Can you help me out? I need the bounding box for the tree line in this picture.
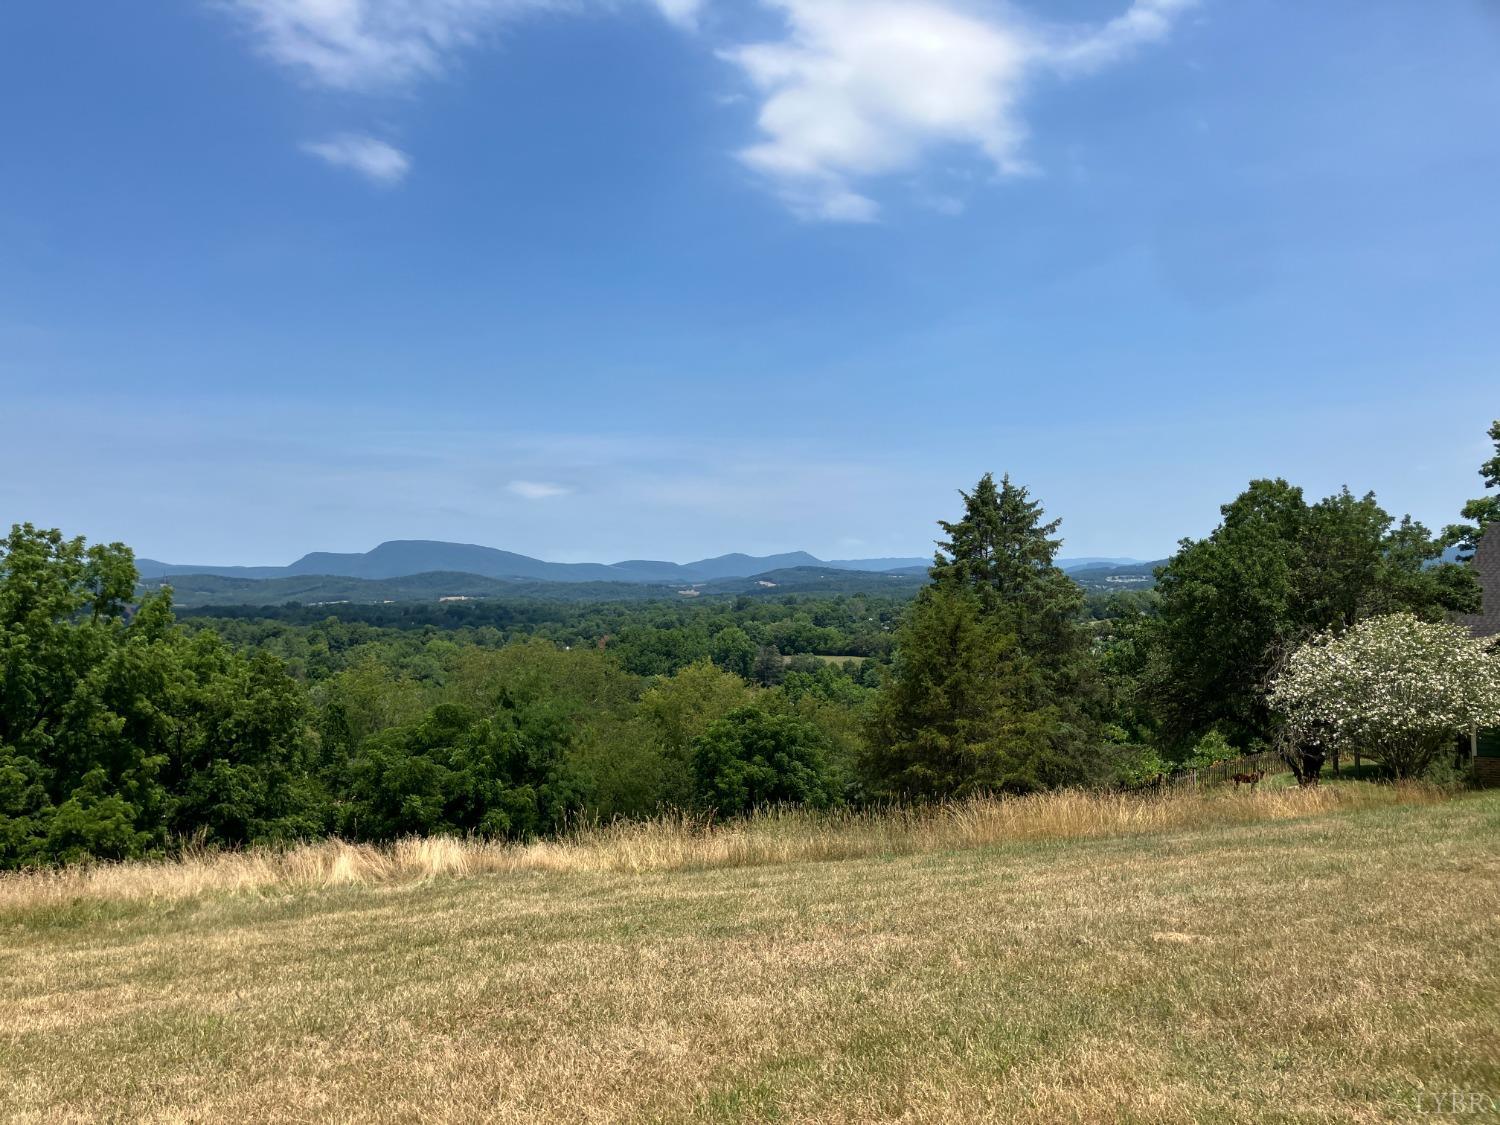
[2,422,1496,866]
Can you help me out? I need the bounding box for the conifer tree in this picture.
[932,473,1093,687]
[866,475,1101,798]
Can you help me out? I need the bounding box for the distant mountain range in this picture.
[137,539,1145,586]
[157,566,945,610]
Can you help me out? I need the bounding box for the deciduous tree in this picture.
[1268,613,1500,778]
[692,706,838,815]
[1445,419,1500,558]
[1145,481,1477,753]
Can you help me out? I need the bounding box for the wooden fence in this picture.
[1122,744,1395,795]
[1163,748,1284,791]
[1159,745,1384,791]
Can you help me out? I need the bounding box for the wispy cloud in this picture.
[721,0,1195,222]
[1051,0,1197,74]
[653,0,705,29]
[223,0,702,91]
[507,479,574,499]
[224,0,540,91]
[300,133,411,183]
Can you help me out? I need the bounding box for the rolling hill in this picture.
[148,565,932,608]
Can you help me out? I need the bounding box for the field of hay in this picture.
[3,784,1498,1123]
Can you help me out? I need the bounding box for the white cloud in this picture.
[300,133,411,183]
[721,0,1194,222]
[224,0,1191,219]
[508,479,574,499]
[722,0,1032,221]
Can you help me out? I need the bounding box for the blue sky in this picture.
[2,0,1498,565]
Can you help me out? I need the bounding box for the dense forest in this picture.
[2,423,1496,867]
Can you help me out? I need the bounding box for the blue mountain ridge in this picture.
[136,540,1143,584]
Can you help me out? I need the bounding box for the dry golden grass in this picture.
[2,784,1496,1124]
[0,782,1440,913]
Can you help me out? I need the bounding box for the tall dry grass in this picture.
[0,782,1443,914]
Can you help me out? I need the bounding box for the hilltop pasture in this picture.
[3,785,1497,1123]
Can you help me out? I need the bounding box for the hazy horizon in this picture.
[132,537,1150,571]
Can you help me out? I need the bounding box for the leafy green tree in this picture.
[162,638,321,843]
[0,525,165,864]
[628,660,757,810]
[1144,481,1478,753]
[43,774,154,864]
[1445,419,1500,557]
[751,644,785,686]
[0,524,320,866]
[769,660,872,800]
[443,640,642,822]
[1183,729,1237,770]
[316,656,429,742]
[692,706,839,815]
[1,524,136,755]
[339,695,585,841]
[612,623,712,676]
[710,626,756,679]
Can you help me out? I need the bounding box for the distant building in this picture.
[1459,525,1500,640]
[1460,527,1500,785]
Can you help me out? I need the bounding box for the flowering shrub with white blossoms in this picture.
[1268,612,1500,778]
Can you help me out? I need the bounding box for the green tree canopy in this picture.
[931,473,1086,665]
[1445,419,1500,557]
[692,706,838,815]
[339,696,584,841]
[604,659,758,814]
[0,524,317,866]
[709,625,756,679]
[1144,480,1479,753]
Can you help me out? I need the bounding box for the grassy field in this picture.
[2,785,1498,1123]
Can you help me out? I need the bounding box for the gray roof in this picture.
[1459,526,1500,640]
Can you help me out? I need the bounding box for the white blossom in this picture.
[1268,613,1500,777]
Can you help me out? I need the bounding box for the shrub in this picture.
[1184,729,1237,770]
[692,707,839,815]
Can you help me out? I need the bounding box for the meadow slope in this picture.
[2,788,1498,1123]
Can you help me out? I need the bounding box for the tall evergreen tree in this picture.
[931,473,1094,695]
[866,474,1101,798]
